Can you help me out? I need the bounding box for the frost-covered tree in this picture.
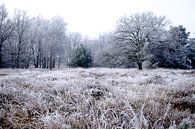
[70,45,93,68]
[149,25,191,69]
[0,4,14,68]
[68,32,95,66]
[115,12,167,70]
[94,44,117,67]
[93,33,115,67]
[28,16,67,69]
[93,33,135,68]
[164,25,190,68]
[28,16,46,68]
[9,10,30,68]
[187,38,195,68]
[69,32,83,61]
[47,16,67,69]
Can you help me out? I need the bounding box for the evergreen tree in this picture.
[70,45,93,68]
[187,38,195,68]
[149,25,191,69]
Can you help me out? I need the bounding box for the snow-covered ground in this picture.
[0,68,194,129]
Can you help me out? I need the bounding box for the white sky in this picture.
[1,0,195,38]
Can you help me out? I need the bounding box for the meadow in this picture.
[0,68,194,129]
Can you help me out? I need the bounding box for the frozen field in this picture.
[0,68,195,129]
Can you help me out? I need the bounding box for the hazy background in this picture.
[1,0,195,38]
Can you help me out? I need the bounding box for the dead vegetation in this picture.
[0,68,194,129]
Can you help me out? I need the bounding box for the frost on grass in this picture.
[0,68,195,129]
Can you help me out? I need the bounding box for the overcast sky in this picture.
[1,0,195,38]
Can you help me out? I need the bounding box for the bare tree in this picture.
[12,10,30,68]
[0,4,14,68]
[115,12,168,70]
[28,16,47,68]
[47,16,67,70]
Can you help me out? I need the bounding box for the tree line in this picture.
[0,4,69,69]
[94,12,195,70]
[0,4,195,70]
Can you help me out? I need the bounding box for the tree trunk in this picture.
[58,57,61,69]
[49,53,53,70]
[46,57,49,69]
[42,57,46,68]
[35,55,39,68]
[0,43,2,68]
[138,62,143,70]
[52,59,55,68]
[17,38,22,68]
[11,53,14,68]
[16,54,20,68]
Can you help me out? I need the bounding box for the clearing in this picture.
[0,68,195,129]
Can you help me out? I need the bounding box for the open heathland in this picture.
[0,68,195,129]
